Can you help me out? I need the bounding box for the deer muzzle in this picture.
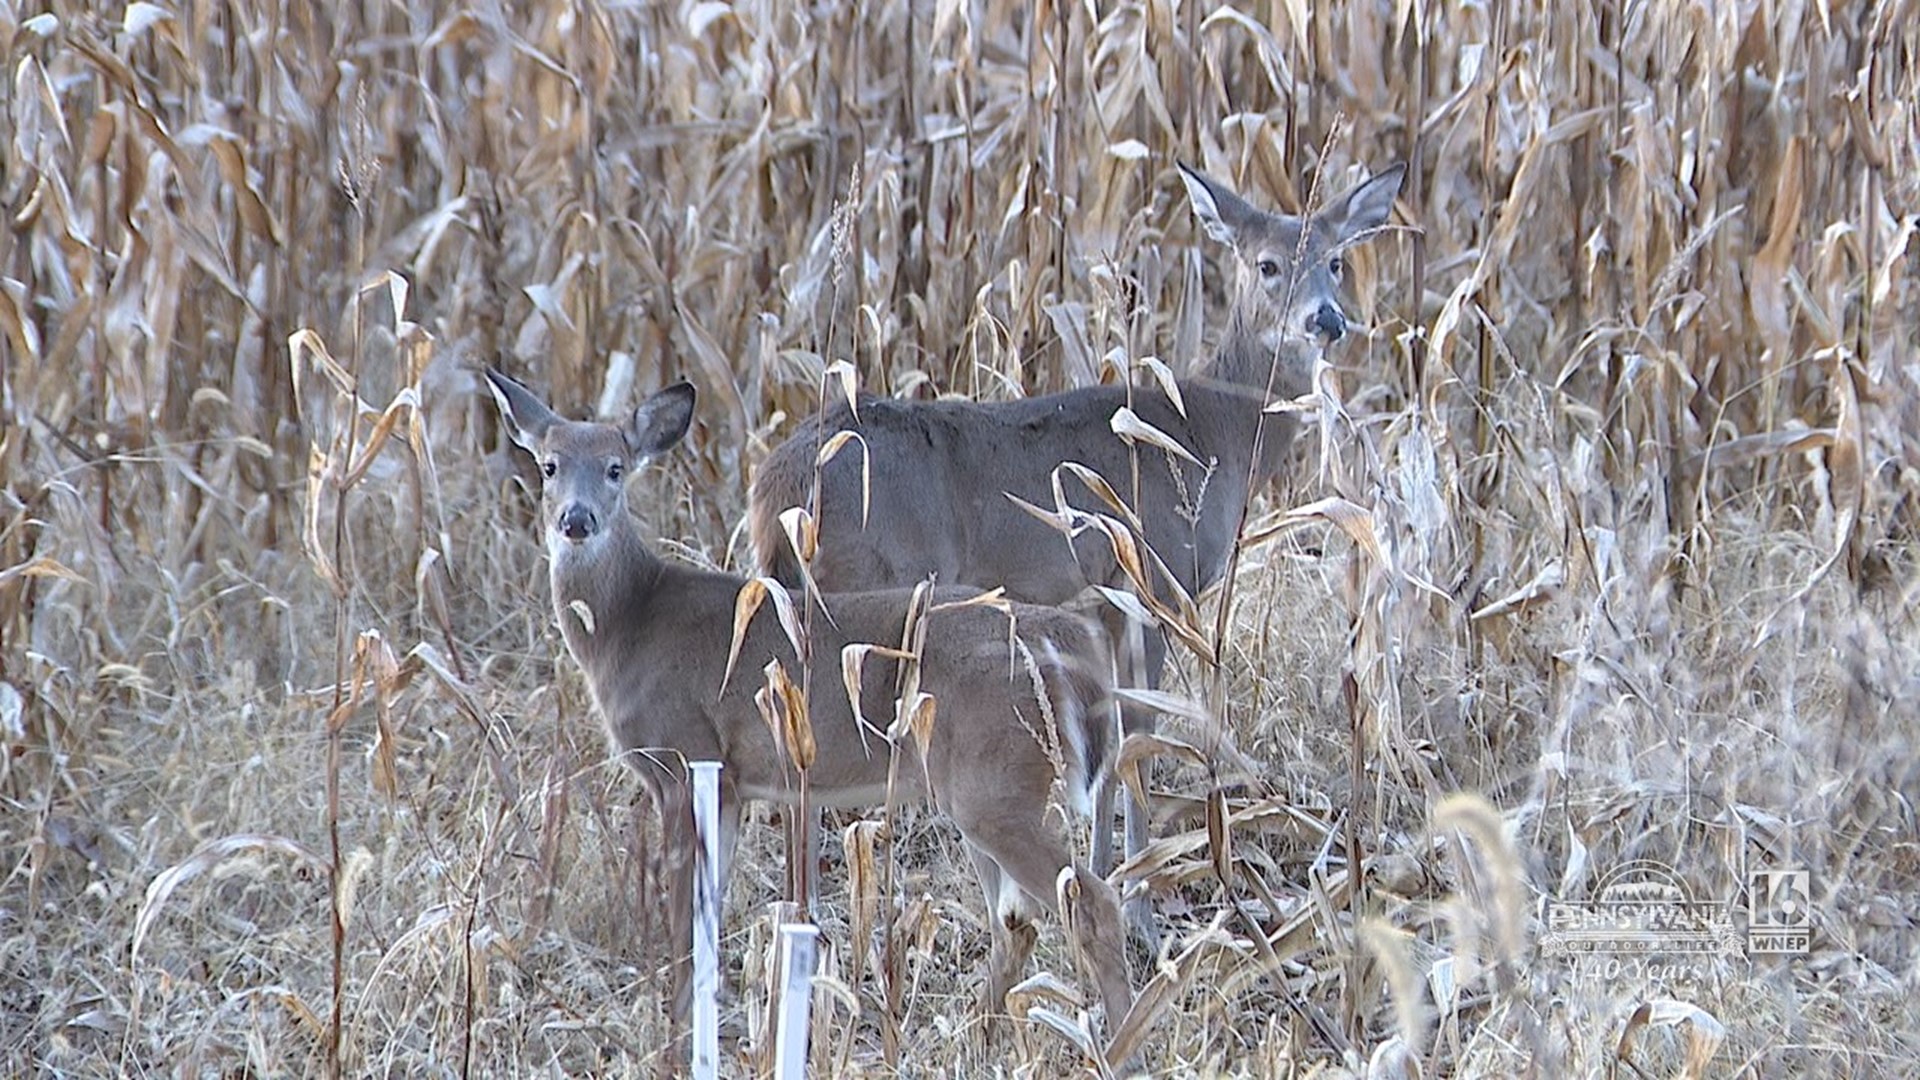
[1312,302,1346,343]
[557,503,599,542]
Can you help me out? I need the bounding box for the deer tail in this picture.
[1036,618,1119,819]
[746,456,810,587]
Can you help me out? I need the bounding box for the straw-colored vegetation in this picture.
[3,0,1916,1075]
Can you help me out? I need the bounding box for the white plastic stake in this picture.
[690,761,724,1079]
[772,920,820,1080]
[771,914,817,1076]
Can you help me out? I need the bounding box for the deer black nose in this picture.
[1313,304,1346,343]
[558,504,597,542]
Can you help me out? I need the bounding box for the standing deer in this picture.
[482,368,1136,1039]
[748,161,1405,926]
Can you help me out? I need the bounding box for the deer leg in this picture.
[800,806,821,913]
[711,778,746,1034]
[966,846,1039,1024]
[652,769,742,1021]
[1009,844,1133,1031]
[1090,764,1118,878]
[1119,624,1167,952]
[1065,871,1136,1041]
[1091,603,1147,879]
[651,774,696,1020]
[962,823,1134,1033]
[1119,767,1156,950]
[714,776,742,903]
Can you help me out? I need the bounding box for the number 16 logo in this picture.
[1748,869,1811,954]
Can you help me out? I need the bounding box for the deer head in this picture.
[1178,161,1406,388]
[484,368,695,563]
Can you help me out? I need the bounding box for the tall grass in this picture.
[2,0,1915,1075]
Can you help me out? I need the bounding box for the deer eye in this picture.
[606,461,624,483]
[1256,258,1281,279]
[542,461,557,479]
[1329,255,1346,277]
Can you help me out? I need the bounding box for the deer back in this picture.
[751,383,1263,605]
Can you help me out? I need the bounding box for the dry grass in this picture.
[3,0,1917,1076]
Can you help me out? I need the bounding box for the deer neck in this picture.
[1188,308,1315,481]
[1202,306,1317,395]
[546,517,662,669]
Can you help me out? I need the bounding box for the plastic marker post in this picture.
[690,761,723,1079]
[772,920,821,1080]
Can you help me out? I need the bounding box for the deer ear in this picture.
[1323,163,1405,241]
[1177,162,1259,247]
[483,368,558,455]
[628,382,696,460]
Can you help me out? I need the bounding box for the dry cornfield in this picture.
[2,0,1917,1076]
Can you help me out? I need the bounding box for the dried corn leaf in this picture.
[924,586,1008,616]
[1829,350,1865,578]
[1006,971,1081,1014]
[1109,405,1200,465]
[1470,559,1565,621]
[123,2,172,35]
[1006,491,1081,538]
[0,555,85,586]
[1205,787,1231,882]
[776,506,834,622]
[840,642,915,746]
[722,578,767,693]
[895,692,936,754]
[757,658,814,771]
[842,818,882,989]
[1689,427,1836,472]
[1617,999,1726,1080]
[1053,461,1144,531]
[1135,356,1187,418]
[1104,918,1239,1065]
[1092,585,1155,631]
[0,283,38,359]
[1750,136,1804,357]
[1014,1005,1098,1063]
[814,430,870,527]
[207,133,282,244]
[1114,730,1208,814]
[1279,496,1386,565]
[674,297,745,420]
[822,358,860,419]
[132,834,328,966]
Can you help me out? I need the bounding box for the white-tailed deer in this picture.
[748,162,1405,917]
[482,369,1135,1036]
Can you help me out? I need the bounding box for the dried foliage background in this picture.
[3,0,1918,1076]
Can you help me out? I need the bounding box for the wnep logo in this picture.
[1747,869,1812,954]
